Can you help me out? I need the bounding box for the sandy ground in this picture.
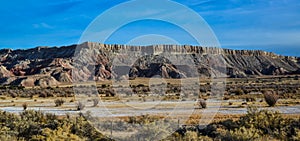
[1,99,300,117]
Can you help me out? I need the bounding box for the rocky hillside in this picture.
[0,42,299,87]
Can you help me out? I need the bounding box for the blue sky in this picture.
[0,0,299,56]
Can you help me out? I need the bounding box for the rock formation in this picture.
[0,42,298,87]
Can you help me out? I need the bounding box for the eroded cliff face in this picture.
[0,42,299,87]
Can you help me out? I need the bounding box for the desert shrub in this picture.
[126,114,162,125]
[19,93,28,98]
[196,106,298,140]
[70,98,74,103]
[22,103,28,110]
[161,106,300,141]
[263,91,279,107]
[238,107,288,139]
[76,102,85,111]
[198,99,207,109]
[234,88,244,95]
[0,134,18,141]
[286,118,300,140]
[243,89,250,94]
[292,89,298,94]
[32,127,82,140]
[17,110,49,140]
[127,121,170,141]
[197,124,219,138]
[221,126,261,141]
[294,75,299,80]
[127,116,138,124]
[97,120,128,132]
[200,88,207,93]
[70,116,106,140]
[39,92,47,98]
[0,110,20,133]
[219,119,239,131]
[10,93,17,98]
[182,131,199,140]
[29,94,34,99]
[101,84,107,88]
[92,98,99,107]
[19,110,45,123]
[223,96,230,100]
[292,129,300,140]
[0,110,108,140]
[54,99,65,107]
[245,96,256,102]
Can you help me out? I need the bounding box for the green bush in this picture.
[222,126,261,141]
[1,107,299,141]
[195,106,299,141]
[0,110,107,140]
[239,107,287,138]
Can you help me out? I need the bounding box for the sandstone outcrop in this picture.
[0,42,299,87]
